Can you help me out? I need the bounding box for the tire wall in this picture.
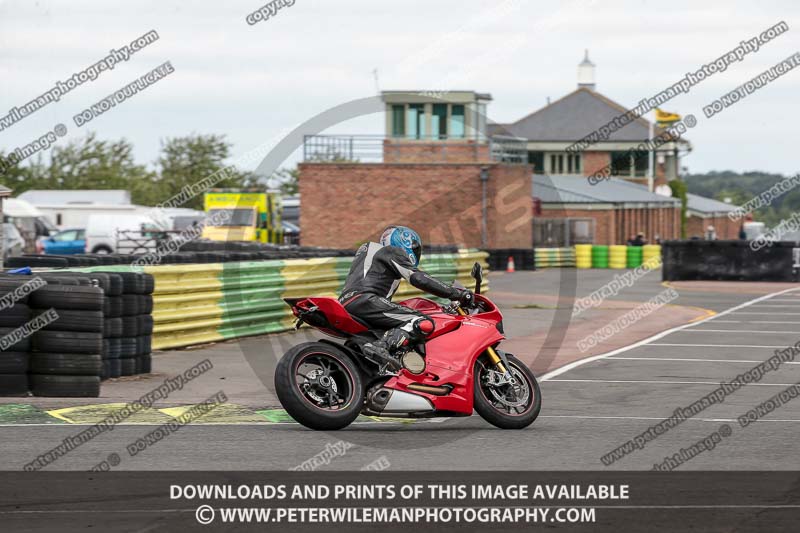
[0,248,485,396]
[535,247,576,268]
[527,245,662,269]
[486,249,536,271]
[72,250,489,351]
[0,272,153,398]
[662,240,796,281]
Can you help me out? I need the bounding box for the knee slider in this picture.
[412,317,435,337]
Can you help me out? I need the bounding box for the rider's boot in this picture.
[362,317,434,372]
[362,328,412,372]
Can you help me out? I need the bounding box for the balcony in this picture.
[302,134,527,165]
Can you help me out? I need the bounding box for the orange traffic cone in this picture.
[506,256,516,273]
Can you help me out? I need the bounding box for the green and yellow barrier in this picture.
[643,244,662,267]
[534,248,576,268]
[626,246,643,268]
[528,244,662,270]
[591,245,609,268]
[575,244,592,269]
[609,245,627,269]
[76,250,488,351]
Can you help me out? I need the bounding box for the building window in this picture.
[432,104,448,139]
[407,104,425,139]
[543,152,582,174]
[391,105,405,137]
[56,213,63,225]
[567,154,581,174]
[450,104,465,138]
[534,218,595,246]
[633,150,648,176]
[569,219,594,244]
[610,151,632,176]
[611,151,649,177]
[550,154,564,174]
[528,151,545,174]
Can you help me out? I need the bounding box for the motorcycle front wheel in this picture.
[473,353,541,429]
[275,342,364,430]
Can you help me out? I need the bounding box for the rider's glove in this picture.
[457,289,475,308]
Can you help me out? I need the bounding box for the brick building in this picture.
[300,162,531,249]
[298,52,734,249]
[527,177,739,245]
[299,91,532,249]
[486,51,741,245]
[686,193,739,239]
[533,175,681,246]
[489,51,690,191]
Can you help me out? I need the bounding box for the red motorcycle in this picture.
[275,263,541,430]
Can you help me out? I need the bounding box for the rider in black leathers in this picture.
[339,226,473,369]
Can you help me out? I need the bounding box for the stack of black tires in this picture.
[6,254,139,269]
[106,272,155,376]
[98,273,124,379]
[486,248,535,271]
[0,269,156,397]
[29,275,105,397]
[0,277,37,396]
[6,245,360,268]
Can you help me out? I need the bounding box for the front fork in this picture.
[486,346,510,375]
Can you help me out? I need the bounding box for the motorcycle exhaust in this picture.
[364,386,434,417]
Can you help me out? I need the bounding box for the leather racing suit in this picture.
[339,242,469,367]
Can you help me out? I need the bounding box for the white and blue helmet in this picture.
[380,225,422,267]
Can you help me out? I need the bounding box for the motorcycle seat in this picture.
[285,296,369,336]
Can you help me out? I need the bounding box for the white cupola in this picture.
[578,49,595,90]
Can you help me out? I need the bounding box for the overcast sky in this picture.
[1,0,798,177]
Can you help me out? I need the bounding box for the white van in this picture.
[84,214,164,254]
[3,198,56,253]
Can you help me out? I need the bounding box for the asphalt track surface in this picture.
[2,270,800,471]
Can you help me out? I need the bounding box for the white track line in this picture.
[547,379,796,386]
[708,320,800,324]
[606,356,800,364]
[678,329,799,334]
[539,288,797,381]
[540,285,800,381]
[730,312,800,315]
[0,420,420,427]
[540,414,800,423]
[6,416,800,428]
[649,343,787,348]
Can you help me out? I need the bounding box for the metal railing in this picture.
[303,134,381,162]
[302,134,528,165]
[489,135,527,164]
[116,229,182,254]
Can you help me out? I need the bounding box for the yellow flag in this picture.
[655,108,681,125]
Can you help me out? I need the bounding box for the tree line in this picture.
[0,132,298,211]
[684,170,797,228]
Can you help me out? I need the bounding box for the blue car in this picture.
[43,228,86,255]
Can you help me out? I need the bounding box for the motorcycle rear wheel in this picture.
[275,342,364,430]
[473,354,541,429]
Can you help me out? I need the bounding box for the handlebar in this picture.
[447,294,493,316]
